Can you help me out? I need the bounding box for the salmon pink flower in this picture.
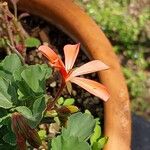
[38,44,109,101]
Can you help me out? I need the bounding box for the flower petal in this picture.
[70,77,109,101]
[64,43,80,71]
[69,60,109,78]
[38,45,64,68]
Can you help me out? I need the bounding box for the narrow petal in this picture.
[70,77,109,101]
[69,60,109,78]
[64,43,80,71]
[38,45,65,68]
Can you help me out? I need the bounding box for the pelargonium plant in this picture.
[0,1,109,150]
[0,43,109,150]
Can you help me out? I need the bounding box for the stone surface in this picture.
[132,114,150,150]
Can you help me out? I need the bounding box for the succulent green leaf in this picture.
[13,64,51,101]
[15,96,46,128]
[32,96,46,127]
[51,112,95,150]
[57,97,64,105]
[0,108,11,126]
[38,130,47,140]
[0,77,13,109]
[25,37,41,48]
[39,64,52,79]
[0,114,11,127]
[62,112,96,141]
[51,135,91,150]
[2,131,16,146]
[0,54,22,80]
[97,137,108,149]
[92,137,108,150]
[15,106,34,121]
[13,66,26,81]
[63,98,75,106]
[13,66,36,101]
[90,119,101,145]
[21,64,51,93]
[1,54,22,74]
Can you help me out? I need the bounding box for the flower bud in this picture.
[11,112,41,149]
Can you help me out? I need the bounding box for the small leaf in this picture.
[13,64,51,102]
[85,109,92,115]
[92,137,108,150]
[0,109,11,126]
[62,112,96,141]
[13,66,36,101]
[39,64,52,79]
[25,37,41,48]
[97,137,108,149]
[0,54,22,80]
[15,106,34,121]
[13,66,26,82]
[14,97,46,128]
[51,112,95,150]
[1,54,22,75]
[3,131,16,146]
[38,130,47,140]
[57,97,64,105]
[46,110,58,117]
[51,135,90,150]
[90,123,101,145]
[21,64,51,93]
[90,119,101,143]
[66,105,79,113]
[0,77,13,109]
[63,98,75,106]
[32,96,46,128]
[0,108,7,119]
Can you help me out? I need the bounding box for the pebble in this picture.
[29,54,34,61]
[93,97,100,104]
[50,81,56,87]
[37,52,42,58]
[72,90,77,96]
[39,124,46,130]
[34,57,40,63]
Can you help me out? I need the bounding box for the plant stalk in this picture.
[46,75,66,111]
[1,2,25,64]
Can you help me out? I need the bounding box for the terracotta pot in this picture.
[8,0,131,149]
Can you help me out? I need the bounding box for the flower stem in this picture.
[46,76,66,111]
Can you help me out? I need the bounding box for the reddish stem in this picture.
[46,74,66,111]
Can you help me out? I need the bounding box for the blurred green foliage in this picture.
[76,0,149,45]
[123,68,146,98]
[76,0,150,117]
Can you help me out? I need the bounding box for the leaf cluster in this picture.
[0,54,51,147]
